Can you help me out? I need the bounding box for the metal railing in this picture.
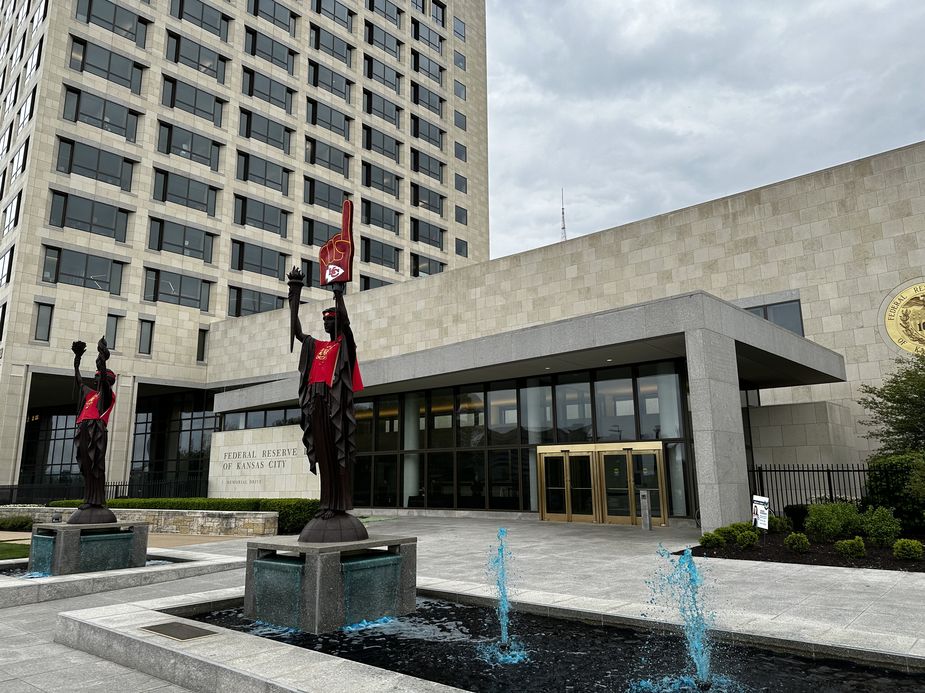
[748,464,870,512]
[0,477,208,505]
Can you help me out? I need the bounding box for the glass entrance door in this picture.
[601,451,632,522]
[538,443,669,526]
[538,450,597,522]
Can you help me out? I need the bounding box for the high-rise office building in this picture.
[0,0,488,491]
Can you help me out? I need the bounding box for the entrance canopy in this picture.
[215,291,845,413]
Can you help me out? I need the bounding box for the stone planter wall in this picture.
[0,507,278,536]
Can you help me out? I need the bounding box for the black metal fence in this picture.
[748,464,870,512]
[0,477,208,506]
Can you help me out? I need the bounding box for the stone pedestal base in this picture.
[299,512,369,543]
[28,522,150,576]
[244,535,417,634]
[67,505,118,524]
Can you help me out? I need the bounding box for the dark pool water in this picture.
[194,598,924,692]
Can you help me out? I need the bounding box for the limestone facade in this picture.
[0,0,489,485]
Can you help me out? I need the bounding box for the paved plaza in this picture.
[2,516,925,691]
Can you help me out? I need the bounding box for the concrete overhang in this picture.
[213,291,846,413]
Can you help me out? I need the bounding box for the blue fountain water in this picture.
[478,527,529,665]
[342,616,394,632]
[629,546,743,693]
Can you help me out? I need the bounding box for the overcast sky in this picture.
[484,0,925,258]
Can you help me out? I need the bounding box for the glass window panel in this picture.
[766,300,804,336]
[636,362,683,440]
[353,456,372,506]
[595,367,636,442]
[402,453,426,508]
[245,411,265,429]
[519,378,554,444]
[555,375,592,442]
[376,397,400,450]
[428,389,454,448]
[487,384,518,446]
[223,413,244,431]
[664,442,689,517]
[456,386,484,447]
[456,451,485,509]
[356,401,374,453]
[426,451,454,508]
[488,449,520,510]
[373,455,399,507]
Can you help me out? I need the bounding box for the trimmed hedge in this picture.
[0,515,33,531]
[735,529,760,550]
[893,538,924,561]
[47,498,320,535]
[834,536,866,560]
[804,502,861,542]
[783,532,810,553]
[700,531,725,549]
[861,506,902,547]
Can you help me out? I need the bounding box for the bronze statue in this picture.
[69,337,117,524]
[287,267,368,542]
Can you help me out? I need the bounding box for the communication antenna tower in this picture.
[560,188,567,241]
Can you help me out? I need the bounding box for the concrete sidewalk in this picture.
[1,515,924,692]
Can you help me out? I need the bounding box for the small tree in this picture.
[858,353,925,454]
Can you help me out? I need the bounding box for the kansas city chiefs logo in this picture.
[325,265,345,282]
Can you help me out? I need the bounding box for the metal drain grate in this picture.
[141,621,218,641]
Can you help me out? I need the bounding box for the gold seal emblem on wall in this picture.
[885,282,925,354]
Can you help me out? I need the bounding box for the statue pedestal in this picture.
[28,522,150,576]
[244,535,417,634]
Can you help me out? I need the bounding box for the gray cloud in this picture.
[486,0,925,257]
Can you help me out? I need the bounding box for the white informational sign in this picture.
[752,495,770,530]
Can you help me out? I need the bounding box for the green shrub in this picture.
[713,525,740,544]
[861,506,902,547]
[804,502,861,542]
[49,497,262,511]
[865,452,925,532]
[892,538,924,561]
[783,532,810,553]
[783,504,808,532]
[0,515,33,531]
[46,498,320,534]
[258,499,320,534]
[767,515,793,534]
[735,529,760,550]
[834,536,866,560]
[700,531,725,550]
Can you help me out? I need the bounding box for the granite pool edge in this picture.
[0,548,244,607]
[52,578,925,693]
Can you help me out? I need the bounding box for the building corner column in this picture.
[685,329,750,532]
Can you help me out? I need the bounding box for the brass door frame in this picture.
[538,443,669,526]
[537,448,598,522]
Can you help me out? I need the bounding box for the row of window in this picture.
[47,185,469,263]
[60,64,469,195]
[169,0,463,48]
[66,28,470,162]
[30,300,206,361]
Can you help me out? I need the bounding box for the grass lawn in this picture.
[0,541,30,560]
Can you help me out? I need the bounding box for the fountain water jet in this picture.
[478,527,528,665]
[630,546,742,693]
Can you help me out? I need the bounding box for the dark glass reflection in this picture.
[595,368,635,442]
[373,455,398,507]
[456,451,485,509]
[428,389,454,448]
[456,387,485,447]
[520,378,553,444]
[487,385,518,446]
[488,449,520,510]
[426,452,454,508]
[544,455,565,514]
[636,363,682,440]
[556,375,592,442]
